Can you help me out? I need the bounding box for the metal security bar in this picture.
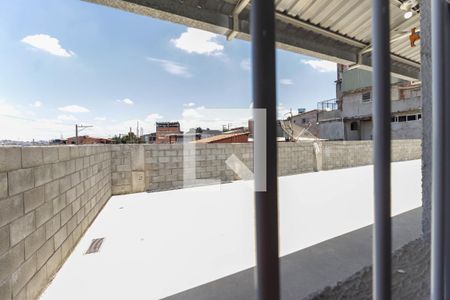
[432,0,450,299]
[251,0,280,299]
[250,0,448,299]
[444,0,450,298]
[371,0,392,299]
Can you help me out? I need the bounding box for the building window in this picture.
[350,121,358,131]
[362,92,371,103]
[398,116,407,122]
[407,115,417,121]
[391,116,397,122]
[302,118,307,124]
[418,114,422,120]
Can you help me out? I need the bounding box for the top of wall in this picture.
[0,145,111,173]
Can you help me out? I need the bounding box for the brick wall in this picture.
[110,140,422,194]
[0,145,111,300]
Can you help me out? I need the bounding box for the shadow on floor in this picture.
[163,207,423,300]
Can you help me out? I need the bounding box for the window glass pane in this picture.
[362,92,371,103]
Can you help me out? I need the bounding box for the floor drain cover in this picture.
[85,238,104,254]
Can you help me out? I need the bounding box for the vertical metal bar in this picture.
[251,0,280,299]
[371,0,391,299]
[442,1,450,299]
[432,0,446,298]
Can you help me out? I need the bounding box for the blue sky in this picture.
[0,0,337,141]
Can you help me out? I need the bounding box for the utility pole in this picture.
[136,121,140,139]
[75,124,93,145]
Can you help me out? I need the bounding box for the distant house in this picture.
[225,126,247,133]
[66,136,112,144]
[289,110,319,137]
[50,139,66,145]
[167,133,201,144]
[248,119,286,140]
[156,122,183,144]
[339,67,421,140]
[186,128,222,139]
[194,132,250,144]
[141,133,156,144]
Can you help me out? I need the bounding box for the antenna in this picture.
[75,124,93,145]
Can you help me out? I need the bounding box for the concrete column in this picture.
[421,0,432,239]
[131,145,145,193]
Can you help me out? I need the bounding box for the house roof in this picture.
[193,132,250,144]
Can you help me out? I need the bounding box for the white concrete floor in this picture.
[40,160,422,300]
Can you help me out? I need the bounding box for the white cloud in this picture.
[0,100,22,117]
[89,118,155,138]
[57,114,77,121]
[31,101,43,108]
[117,98,134,105]
[21,34,74,57]
[280,78,294,85]
[0,99,254,141]
[182,106,206,120]
[171,28,224,56]
[0,100,74,141]
[58,105,90,113]
[301,59,336,73]
[240,58,251,71]
[147,57,191,78]
[180,107,251,132]
[183,102,196,107]
[145,113,163,122]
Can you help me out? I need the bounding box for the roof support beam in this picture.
[275,12,367,48]
[227,0,250,40]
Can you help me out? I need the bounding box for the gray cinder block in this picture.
[8,168,34,196]
[0,195,23,228]
[22,147,43,169]
[10,213,35,246]
[0,147,21,173]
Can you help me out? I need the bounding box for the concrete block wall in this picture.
[278,142,316,175]
[321,141,374,170]
[0,145,111,300]
[110,140,421,194]
[111,144,254,193]
[392,139,422,162]
[321,139,422,170]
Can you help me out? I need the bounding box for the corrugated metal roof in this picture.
[285,0,420,62]
[239,0,421,63]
